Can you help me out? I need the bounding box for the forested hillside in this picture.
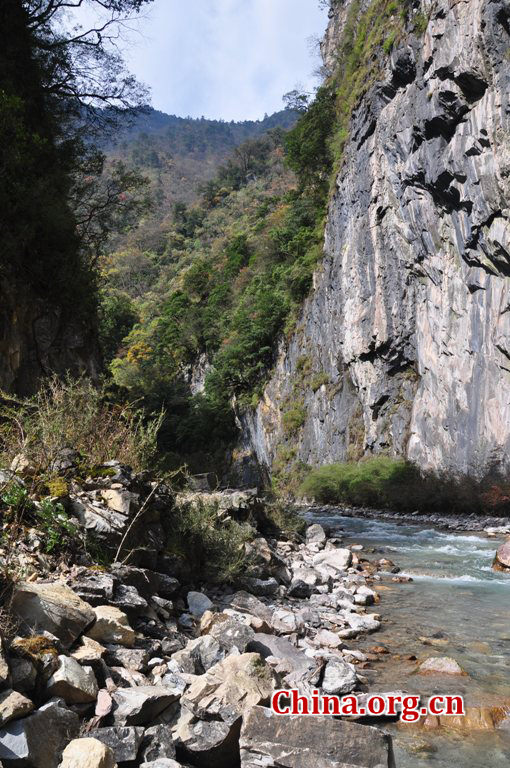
[100,108,324,474]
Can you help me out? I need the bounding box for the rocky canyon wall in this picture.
[0,276,99,396]
[240,0,510,480]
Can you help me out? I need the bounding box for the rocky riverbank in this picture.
[0,461,396,768]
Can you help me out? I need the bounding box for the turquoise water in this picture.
[306,511,510,768]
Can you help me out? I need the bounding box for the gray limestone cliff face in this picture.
[240,0,510,479]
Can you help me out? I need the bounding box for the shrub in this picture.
[0,483,77,555]
[299,457,492,515]
[34,498,78,554]
[0,376,163,476]
[263,500,306,536]
[167,499,254,583]
[282,403,306,436]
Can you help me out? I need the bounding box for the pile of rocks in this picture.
[0,511,395,767]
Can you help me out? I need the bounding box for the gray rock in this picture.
[10,659,37,695]
[170,636,224,675]
[68,568,117,606]
[154,574,180,599]
[180,653,274,727]
[111,584,148,616]
[46,655,98,704]
[93,726,144,762]
[312,549,352,572]
[101,488,139,517]
[322,658,357,695]
[306,524,327,545]
[227,592,273,624]
[173,707,239,768]
[287,579,312,599]
[140,724,176,762]
[247,634,312,674]
[104,645,149,672]
[0,690,33,726]
[240,705,395,767]
[344,612,381,634]
[186,592,213,618]
[109,565,160,600]
[239,577,279,597]
[10,582,95,648]
[208,616,255,653]
[0,699,79,768]
[140,761,181,768]
[112,686,181,726]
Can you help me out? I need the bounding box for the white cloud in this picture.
[123,0,328,120]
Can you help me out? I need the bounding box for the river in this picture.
[305,510,510,768]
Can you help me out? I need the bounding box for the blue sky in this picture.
[80,0,329,121]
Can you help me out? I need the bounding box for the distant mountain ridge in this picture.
[105,107,298,208]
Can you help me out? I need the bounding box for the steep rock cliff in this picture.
[242,0,510,480]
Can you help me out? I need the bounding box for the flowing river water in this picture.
[305,510,510,768]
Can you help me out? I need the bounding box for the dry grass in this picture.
[0,376,164,477]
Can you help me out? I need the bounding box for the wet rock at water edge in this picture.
[321,658,358,695]
[493,539,510,572]
[306,523,327,545]
[418,657,467,676]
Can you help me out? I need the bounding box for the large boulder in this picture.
[493,539,510,572]
[0,699,79,768]
[176,654,274,768]
[239,706,395,767]
[312,549,352,572]
[59,737,117,768]
[112,686,181,726]
[181,653,274,725]
[87,606,135,647]
[11,583,95,648]
[47,656,98,704]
